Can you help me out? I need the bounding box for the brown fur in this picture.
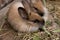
[7,0,47,32]
[31,0,44,13]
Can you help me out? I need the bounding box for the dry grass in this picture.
[0,0,60,40]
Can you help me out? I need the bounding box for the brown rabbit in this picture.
[7,2,45,32]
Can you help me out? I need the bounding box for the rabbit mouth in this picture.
[24,20,45,32]
[25,18,45,28]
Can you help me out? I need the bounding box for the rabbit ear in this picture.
[21,0,31,13]
[18,7,29,20]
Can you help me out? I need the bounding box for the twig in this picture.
[42,0,46,7]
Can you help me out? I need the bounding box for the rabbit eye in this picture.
[33,7,44,17]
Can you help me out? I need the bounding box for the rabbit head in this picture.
[7,0,48,32]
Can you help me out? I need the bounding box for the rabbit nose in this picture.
[40,19,45,25]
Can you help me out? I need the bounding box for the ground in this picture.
[0,0,60,40]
